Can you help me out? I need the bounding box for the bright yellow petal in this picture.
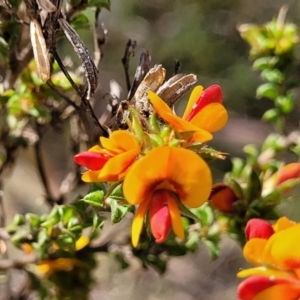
[243,238,267,266]
[254,284,300,300]
[272,217,296,233]
[82,170,101,182]
[182,85,204,120]
[189,103,228,133]
[167,194,184,239]
[263,223,300,269]
[237,267,296,279]
[97,148,139,181]
[100,130,140,155]
[75,236,89,250]
[131,199,150,247]
[123,147,212,208]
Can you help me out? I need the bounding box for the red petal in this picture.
[237,276,284,300]
[74,151,109,170]
[245,219,274,241]
[149,190,172,243]
[186,85,223,121]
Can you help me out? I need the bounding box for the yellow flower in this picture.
[148,85,228,143]
[74,130,141,182]
[36,258,82,275]
[123,146,212,247]
[237,217,300,300]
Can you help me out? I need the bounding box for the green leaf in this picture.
[70,13,90,30]
[275,95,294,114]
[6,214,26,233]
[262,108,279,122]
[174,196,201,222]
[109,184,126,202]
[92,212,105,229]
[82,190,104,207]
[190,203,214,226]
[203,239,220,259]
[110,199,132,223]
[261,69,283,84]
[246,170,262,202]
[26,213,41,229]
[149,134,164,147]
[252,57,278,70]
[256,83,279,100]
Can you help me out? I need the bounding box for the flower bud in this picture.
[245,218,274,240]
[209,183,238,213]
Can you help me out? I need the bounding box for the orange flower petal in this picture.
[123,147,212,208]
[147,90,174,117]
[100,130,140,155]
[190,131,213,143]
[276,163,300,186]
[97,148,139,181]
[254,283,300,300]
[82,170,101,182]
[131,198,150,247]
[263,223,300,269]
[167,193,184,239]
[148,90,213,142]
[182,85,204,120]
[272,216,296,233]
[189,102,228,133]
[243,238,267,266]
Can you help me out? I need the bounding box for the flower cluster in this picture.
[75,85,228,247]
[238,217,300,300]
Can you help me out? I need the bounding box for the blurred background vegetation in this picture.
[2,0,300,299]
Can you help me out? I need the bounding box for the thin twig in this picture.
[52,50,82,95]
[121,39,137,92]
[47,80,79,109]
[34,126,64,206]
[173,60,181,75]
[53,50,108,137]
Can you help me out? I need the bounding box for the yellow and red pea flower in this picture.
[74,130,141,182]
[123,146,212,247]
[237,217,300,300]
[147,85,228,143]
